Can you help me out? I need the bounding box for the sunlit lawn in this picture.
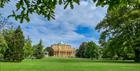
[0,57,140,71]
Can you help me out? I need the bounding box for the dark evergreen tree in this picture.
[12,26,25,62]
[76,42,86,58]
[3,26,24,62]
[33,40,44,59]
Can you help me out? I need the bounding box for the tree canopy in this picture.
[0,0,80,23]
[76,41,99,59]
[95,0,140,62]
[1,0,139,23]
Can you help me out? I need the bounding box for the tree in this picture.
[2,28,14,61]
[3,26,25,62]
[12,26,25,61]
[96,1,140,62]
[23,36,33,59]
[33,40,44,59]
[84,41,99,59]
[1,0,139,23]
[0,33,8,59]
[45,47,54,56]
[76,41,99,59]
[93,0,139,10]
[76,42,86,58]
[0,0,79,23]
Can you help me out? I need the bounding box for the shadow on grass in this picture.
[1,57,139,64]
[44,57,138,64]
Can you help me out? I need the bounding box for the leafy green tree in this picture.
[23,36,33,58]
[93,0,139,10]
[102,39,135,60]
[84,41,99,59]
[76,41,99,59]
[96,1,140,62]
[0,33,8,59]
[45,47,54,56]
[33,40,44,59]
[2,29,14,61]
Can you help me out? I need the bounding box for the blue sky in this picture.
[0,0,107,48]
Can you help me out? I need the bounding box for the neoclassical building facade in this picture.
[50,42,75,57]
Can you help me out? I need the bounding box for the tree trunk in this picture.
[134,49,140,62]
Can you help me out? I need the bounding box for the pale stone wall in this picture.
[51,43,75,57]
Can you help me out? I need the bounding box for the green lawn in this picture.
[0,57,140,71]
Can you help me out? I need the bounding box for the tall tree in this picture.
[76,42,86,58]
[0,33,8,59]
[2,29,15,61]
[96,1,140,62]
[33,40,44,59]
[23,36,33,58]
[12,26,25,61]
[3,26,24,62]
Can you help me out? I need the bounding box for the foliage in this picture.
[0,33,8,59]
[0,0,9,8]
[23,37,33,58]
[76,41,99,59]
[76,42,86,58]
[0,0,80,23]
[2,28,14,61]
[84,41,99,59]
[11,26,25,61]
[0,15,13,31]
[45,47,54,56]
[95,0,140,62]
[93,0,140,10]
[2,26,25,62]
[33,40,44,59]
[0,0,139,23]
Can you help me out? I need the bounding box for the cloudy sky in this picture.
[0,0,107,48]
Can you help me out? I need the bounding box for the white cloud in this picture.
[0,0,107,48]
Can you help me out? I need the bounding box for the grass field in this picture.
[0,57,140,71]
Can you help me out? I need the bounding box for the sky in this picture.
[0,0,107,48]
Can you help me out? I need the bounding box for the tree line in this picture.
[0,25,45,62]
[75,41,135,60]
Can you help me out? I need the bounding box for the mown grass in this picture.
[0,57,140,71]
